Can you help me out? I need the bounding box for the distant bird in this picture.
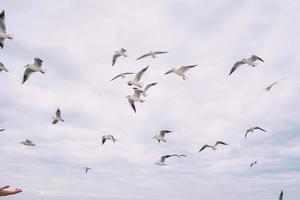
[199,141,228,152]
[112,48,127,66]
[22,58,45,84]
[250,161,258,167]
[156,154,186,166]
[137,51,167,60]
[111,72,134,81]
[142,82,158,96]
[229,55,264,75]
[126,87,145,113]
[102,135,117,145]
[0,9,13,49]
[0,129,5,132]
[0,63,8,72]
[20,139,35,146]
[245,127,267,139]
[165,65,197,80]
[264,81,280,92]
[52,108,64,124]
[279,190,283,200]
[128,66,149,87]
[82,167,91,174]
[153,130,172,143]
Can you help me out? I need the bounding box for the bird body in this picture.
[165,65,197,80]
[52,108,64,124]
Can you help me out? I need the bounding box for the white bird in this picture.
[165,65,197,80]
[279,190,283,200]
[52,108,64,124]
[102,135,117,145]
[0,9,13,49]
[137,51,167,60]
[22,58,45,84]
[199,141,228,152]
[250,161,258,167]
[0,62,8,72]
[229,55,264,75]
[142,82,158,96]
[111,72,134,81]
[112,48,127,66]
[20,139,35,146]
[153,130,172,143]
[82,167,91,174]
[155,154,186,166]
[245,127,267,139]
[128,66,149,87]
[126,87,145,113]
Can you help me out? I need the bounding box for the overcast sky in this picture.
[0,0,299,199]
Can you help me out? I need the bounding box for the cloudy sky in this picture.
[0,0,299,199]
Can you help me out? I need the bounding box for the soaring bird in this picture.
[82,167,91,174]
[156,154,186,166]
[199,141,228,152]
[0,63,8,73]
[245,127,267,139]
[102,135,117,145]
[229,55,264,75]
[165,65,197,80]
[52,108,64,124]
[20,139,35,146]
[111,72,134,81]
[0,9,13,49]
[128,66,149,87]
[279,190,283,200]
[112,48,127,66]
[137,51,167,60]
[153,130,172,143]
[22,58,45,84]
[142,82,158,96]
[250,161,258,167]
[126,87,145,113]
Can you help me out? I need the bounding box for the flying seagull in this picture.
[156,154,186,166]
[229,55,264,75]
[20,139,35,146]
[279,190,283,200]
[82,167,91,174]
[142,82,158,96]
[22,58,45,84]
[112,48,127,66]
[0,128,5,132]
[153,130,172,143]
[111,72,134,81]
[0,63,8,73]
[250,161,258,167]
[128,66,149,87]
[0,9,13,49]
[52,108,64,124]
[245,127,267,139]
[165,65,197,80]
[137,51,167,60]
[102,135,117,145]
[126,87,145,113]
[199,141,228,152]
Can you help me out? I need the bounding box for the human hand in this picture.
[0,185,22,196]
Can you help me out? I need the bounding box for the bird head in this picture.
[127,81,132,86]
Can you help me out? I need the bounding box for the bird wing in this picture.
[178,65,197,73]
[34,58,43,67]
[0,129,5,131]
[52,119,58,124]
[265,81,279,91]
[137,53,151,60]
[134,66,149,82]
[102,136,107,145]
[229,60,245,75]
[160,154,176,162]
[153,51,168,55]
[249,55,264,62]
[0,10,6,33]
[215,141,228,146]
[22,68,35,84]
[56,109,61,118]
[199,145,212,152]
[254,127,267,132]
[279,190,283,200]
[128,99,136,113]
[110,74,122,81]
[159,130,171,137]
[112,54,120,66]
[144,82,158,92]
[123,72,134,75]
[245,131,249,139]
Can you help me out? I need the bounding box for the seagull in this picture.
[112,48,127,66]
[0,128,5,132]
[155,154,186,166]
[0,63,8,73]
[22,58,45,84]
[126,88,145,113]
[20,139,35,146]
[264,81,280,92]
[250,161,258,167]
[165,65,197,80]
[229,55,264,75]
[0,9,13,49]
[279,190,283,200]
[137,51,167,60]
[102,135,117,145]
[111,72,134,81]
[199,141,228,152]
[82,167,91,174]
[245,127,267,139]
[52,108,64,124]
[128,66,149,87]
[153,130,172,143]
[142,82,158,96]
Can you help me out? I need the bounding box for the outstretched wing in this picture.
[102,136,107,145]
[215,141,228,146]
[254,127,267,132]
[199,145,212,152]
[110,74,122,81]
[159,130,171,138]
[178,65,197,73]
[22,68,35,84]
[249,55,264,62]
[153,51,168,55]
[112,54,120,66]
[134,66,149,82]
[0,9,6,33]
[137,52,151,60]
[144,82,158,92]
[128,99,136,113]
[229,61,245,75]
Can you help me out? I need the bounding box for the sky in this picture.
[0,0,299,199]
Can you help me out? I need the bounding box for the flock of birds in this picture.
[0,8,287,200]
